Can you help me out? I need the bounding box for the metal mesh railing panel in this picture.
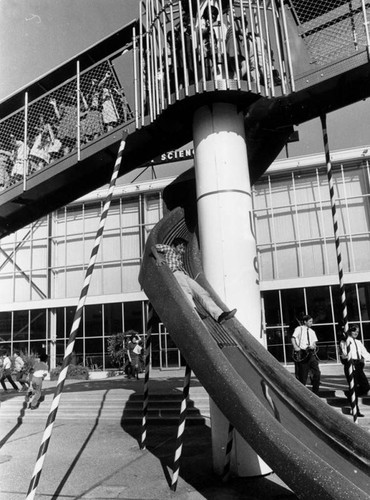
[289,0,369,66]
[0,57,133,191]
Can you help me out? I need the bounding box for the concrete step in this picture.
[318,388,370,428]
[0,390,210,425]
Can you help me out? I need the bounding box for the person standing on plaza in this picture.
[126,333,142,380]
[27,353,49,410]
[151,237,236,324]
[13,350,29,391]
[0,351,20,392]
[291,314,321,395]
[340,324,370,416]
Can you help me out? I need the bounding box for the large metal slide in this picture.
[139,206,370,500]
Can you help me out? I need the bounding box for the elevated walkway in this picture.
[0,1,369,237]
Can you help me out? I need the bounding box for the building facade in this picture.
[255,146,370,364]
[0,146,370,369]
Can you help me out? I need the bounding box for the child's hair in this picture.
[172,237,187,247]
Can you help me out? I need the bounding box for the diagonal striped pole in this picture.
[221,422,234,483]
[140,303,154,450]
[171,363,191,492]
[320,115,358,424]
[26,131,128,500]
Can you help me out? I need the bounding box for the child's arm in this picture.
[151,245,167,266]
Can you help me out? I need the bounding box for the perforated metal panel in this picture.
[288,0,370,66]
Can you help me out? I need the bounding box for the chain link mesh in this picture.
[289,0,369,66]
[0,60,133,190]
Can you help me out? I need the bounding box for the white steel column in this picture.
[193,102,270,477]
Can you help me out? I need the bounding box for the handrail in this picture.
[0,1,369,198]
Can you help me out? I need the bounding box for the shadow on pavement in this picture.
[50,389,110,499]
[120,389,297,499]
[0,397,28,448]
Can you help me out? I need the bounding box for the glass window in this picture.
[145,194,161,225]
[104,353,117,369]
[72,338,83,365]
[102,262,122,294]
[263,291,280,326]
[14,273,31,302]
[13,340,29,355]
[266,327,285,362]
[30,268,48,301]
[31,236,48,282]
[352,236,370,272]
[30,309,47,340]
[124,301,143,332]
[84,305,103,337]
[13,310,29,343]
[85,338,104,369]
[306,286,332,324]
[56,340,66,365]
[104,303,123,336]
[254,164,370,282]
[144,194,161,243]
[14,238,31,271]
[121,199,140,260]
[105,199,121,232]
[314,324,336,361]
[56,307,66,340]
[257,247,275,281]
[280,288,305,328]
[65,265,84,297]
[0,312,12,344]
[66,206,85,266]
[345,284,360,321]
[276,243,299,279]
[361,322,370,351]
[358,283,370,321]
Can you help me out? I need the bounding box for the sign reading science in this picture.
[144,148,194,166]
[143,130,298,167]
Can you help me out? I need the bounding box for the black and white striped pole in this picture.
[140,303,154,449]
[26,132,128,500]
[170,363,192,491]
[320,115,357,423]
[221,422,234,483]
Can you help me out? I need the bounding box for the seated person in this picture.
[151,237,236,324]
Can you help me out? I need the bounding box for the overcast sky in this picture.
[1,0,369,161]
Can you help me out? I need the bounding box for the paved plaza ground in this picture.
[0,364,368,499]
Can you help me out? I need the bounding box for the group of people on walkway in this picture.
[0,71,132,191]
[0,350,49,410]
[163,3,281,92]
